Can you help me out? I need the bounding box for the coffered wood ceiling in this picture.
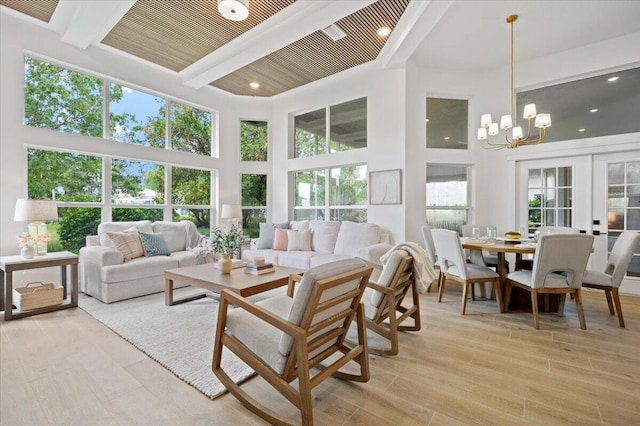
[1,0,412,97]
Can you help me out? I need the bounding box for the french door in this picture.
[518,151,639,295]
[593,152,640,293]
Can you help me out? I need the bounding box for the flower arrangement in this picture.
[16,232,50,248]
[211,224,245,257]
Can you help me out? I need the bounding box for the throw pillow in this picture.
[107,228,144,262]
[272,228,289,251]
[139,232,171,257]
[287,229,312,251]
[257,221,289,249]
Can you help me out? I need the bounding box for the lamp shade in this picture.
[218,0,249,21]
[14,199,58,222]
[220,204,242,219]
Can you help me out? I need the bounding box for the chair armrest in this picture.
[287,273,303,297]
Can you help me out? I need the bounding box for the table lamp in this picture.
[14,199,59,255]
[220,204,242,228]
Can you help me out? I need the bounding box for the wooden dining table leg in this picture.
[497,252,507,313]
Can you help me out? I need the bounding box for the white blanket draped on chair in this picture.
[381,242,438,293]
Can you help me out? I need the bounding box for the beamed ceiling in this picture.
[2,1,640,101]
[0,0,413,97]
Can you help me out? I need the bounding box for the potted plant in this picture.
[212,224,244,273]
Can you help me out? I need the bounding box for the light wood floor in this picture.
[2,284,639,425]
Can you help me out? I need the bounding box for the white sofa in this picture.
[80,220,210,303]
[241,220,392,270]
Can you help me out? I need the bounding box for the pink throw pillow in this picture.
[272,228,288,250]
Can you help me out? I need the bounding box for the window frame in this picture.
[425,163,471,233]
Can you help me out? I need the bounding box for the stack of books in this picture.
[244,262,275,275]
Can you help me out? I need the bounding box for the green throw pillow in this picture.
[139,232,171,257]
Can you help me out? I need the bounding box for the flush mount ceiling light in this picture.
[249,81,260,89]
[218,0,249,21]
[377,26,391,37]
[477,14,552,149]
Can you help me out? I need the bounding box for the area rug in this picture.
[78,288,265,399]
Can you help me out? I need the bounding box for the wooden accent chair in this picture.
[421,225,442,293]
[582,231,640,327]
[212,259,373,426]
[431,229,503,314]
[505,233,593,330]
[356,249,419,356]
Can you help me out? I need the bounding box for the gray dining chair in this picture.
[582,231,640,327]
[431,229,502,314]
[505,233,593,330]
[421,225,442,292]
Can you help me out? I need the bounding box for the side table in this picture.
[0,251,79,321]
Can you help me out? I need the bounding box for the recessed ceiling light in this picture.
[426,118,430,122]
[578,128,586,132]
[377,27,391,37]
[590,108,598,113]
[444,136,450,140]
[249,82,260,89]
[608,76,619,82]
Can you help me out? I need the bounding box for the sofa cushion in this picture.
[241,249,281,266]
[152,222,187,252]
[107,228,144,262]
[289,220,309,231]
[256,222,289,249]
[170,250,198,268]
[139,232,171,256]
[287,229,312,251]
[277,251,321,269]
[101,255,179,283]
[334,222,381,256]
[309,220,341,253]
[98,220,153,248]
[309,254,353,268]
[273,228,288,250]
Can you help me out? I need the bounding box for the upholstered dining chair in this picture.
[352,249,418,356]
[582,231,640,327]
[431,229,503,315]
[505,233,593,330]
[212,258,373,426]
[421,225,442,292]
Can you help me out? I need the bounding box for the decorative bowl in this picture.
[504,232,521,240]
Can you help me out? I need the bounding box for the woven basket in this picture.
[13,282,63,311]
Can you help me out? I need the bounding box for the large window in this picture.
[293,98,366,158]
[23,56,217,251]
[27,148,213,252]
[294,165,367,222]
[25,57,215,155]
[426,164,470,233]
[240,120,268,161]
[527,167,573,233]
[426,97,468,149]
[241,174,267,238]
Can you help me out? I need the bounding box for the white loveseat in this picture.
[80,220,211,303]
[241,220,392,270]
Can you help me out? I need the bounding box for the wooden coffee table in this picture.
[164,264,304,306]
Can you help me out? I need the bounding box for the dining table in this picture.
[461,237,537,312]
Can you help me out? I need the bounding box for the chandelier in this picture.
[477,15,551,149]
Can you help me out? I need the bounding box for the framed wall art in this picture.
[369,169,402,205]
